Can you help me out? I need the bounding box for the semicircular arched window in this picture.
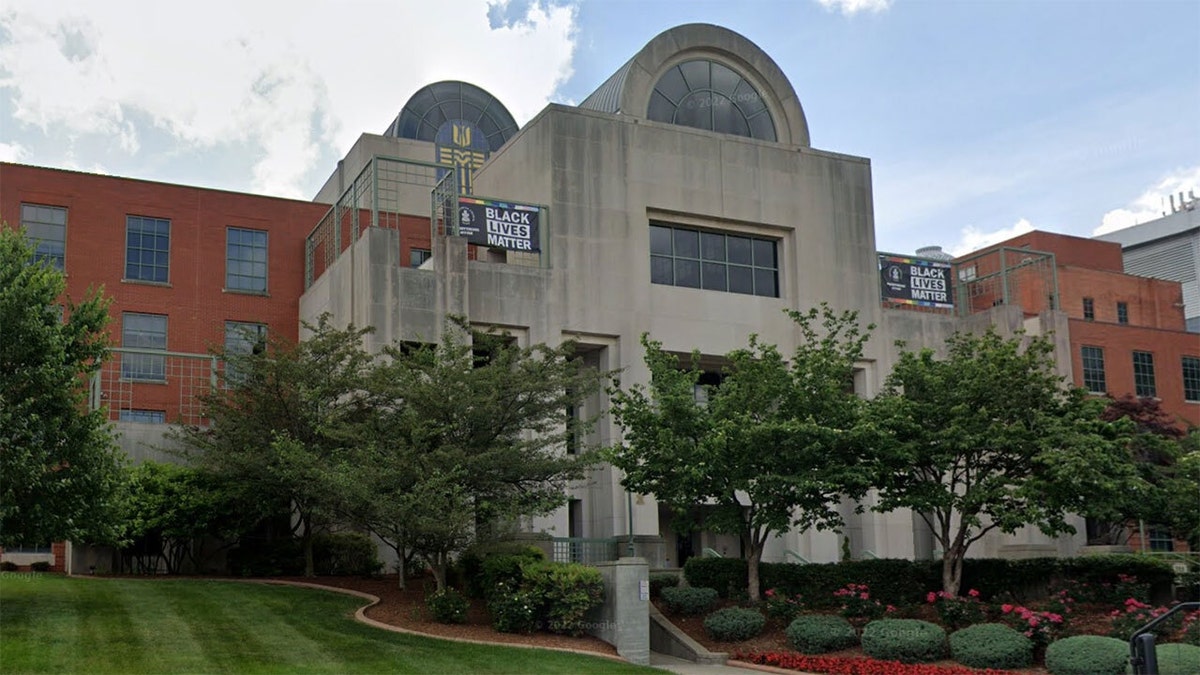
[647,59,777,141]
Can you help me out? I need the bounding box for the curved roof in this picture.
[578,24,810,146]
[385,81,519,152]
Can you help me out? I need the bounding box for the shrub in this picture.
[649,572,680,598]
[312,532,382,576]
[683,558,746,598]
[948,623,1033,670]
[479,548,545,599]
[29,561,51,572]
[1156,643,1200,675]
[927,589,986,630]
[521,561,603,636]
[860,619,946,663]
[833,583,889,623]
[661,586,719,616]
[425,588,468,624]
[1043,635,1127,675]
[228,538,304,577]
[765,588,807,622]
[998,603,1066,646]
[1109,598,1183,640]
[785,614,858,654]
[704,607,765,642]
[487,582,539,633]
[0,561,17,572]
[1183,609,1200,645]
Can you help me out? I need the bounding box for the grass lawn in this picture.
[0,573,660,674]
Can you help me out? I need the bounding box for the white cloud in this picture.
[949,217,1034,257]
[813,0,892,16]
[1093,166,1200,236]
[0,142,30,162]
[0,0,579,198]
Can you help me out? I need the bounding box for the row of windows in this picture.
[1081,347,1200,401]
[119,313,266,383]
[649,223,779,297]
[1082,297,1129,325]
[21,203,269,293]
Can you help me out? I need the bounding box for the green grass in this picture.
[0,573,659,674]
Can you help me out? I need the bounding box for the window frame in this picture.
[1117,301,1129,325]
[224,321,268,385]
[1080,345,1106,395]
[649,222,779,298]
[1182,356,1200,402]
[21,203,68,271]
[1082,297,1094,321]
[118,409,167,424]
[1132,350,1156,398]
[120,312,168,382]
[410,248,432,268]
[225,227,269,293]
[124,215,171,284]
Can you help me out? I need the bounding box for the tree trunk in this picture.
[746,541,763,602]
[942,545,963,596]
[433,552,447,592]
[301,515,315,577]
[396,548,406,589]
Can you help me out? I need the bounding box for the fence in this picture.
[91,347,220,427]
[551,537,619,565]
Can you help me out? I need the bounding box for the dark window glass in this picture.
[753,239,776,267]
[1117,302,1129,325]
[1082,297,1094,321]
[1147,526,1173,552]
[674,91,710,129]
[21,203,67,270]
[650,255,673,284]
[410,248,432,268]
[646,59,776,141]
[673,229,699,259]
[710,62,740,96]
[1182,356,1200,402]
[226,227,268,292]
[674,259,701,288]
[125,216,170,283]
[1133,351,1156,397]
[701,232,725,261]
[678,60,709,90]
[711,94,750,137]
[649,223,778,298]
[728,266,754,294]
[753,268,778,297]
[728,236,752,265]
[119,409,166,424]
[121,313,167,381]
[701,262,727,291]
[654,67,689,103]
[650,225,673,255]
[648,91,676,122]
[733,79,766,117]
[747,113,776,142]
[1081,346,1106,394]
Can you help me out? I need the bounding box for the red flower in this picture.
[967,589,980,598]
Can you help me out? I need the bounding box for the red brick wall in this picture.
[1058,267,1185,330]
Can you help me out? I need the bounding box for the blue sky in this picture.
[2,0,1197,256]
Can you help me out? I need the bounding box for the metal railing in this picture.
[92,347,220,427]
[952,246,1059,318]
[1129,601,1200,674]
[550,537,618,565]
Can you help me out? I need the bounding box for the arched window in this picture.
[646,59,776,141]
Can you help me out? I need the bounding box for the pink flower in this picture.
[1001,604,1013,614]
[927,592,937,603]
[765,589,775,598]
[967,589,980,598]
[859,592,869,600]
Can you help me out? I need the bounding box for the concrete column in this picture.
[586,557,649,665]
[434,235,469,336]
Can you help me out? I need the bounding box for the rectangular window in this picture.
[6,543,52,554]
[21,203,67,271]
[410,248,432,268]
[1117,302,1128,325]
[125,216,170,283]
[119,409,166,424]
[1183,356,1200,402]
[224,321,267,384]
[121,313,167,381]
[1132,351,1156,398]
[649,223,778,297]
[1147,526,1173,552]
[1082,297,1094,321]
[1081,346,1106,394]
[226,227,268,292]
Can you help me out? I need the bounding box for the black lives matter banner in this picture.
[457,197,541,252]
[879,254,954,309]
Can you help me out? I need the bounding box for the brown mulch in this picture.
[274,576,620,657]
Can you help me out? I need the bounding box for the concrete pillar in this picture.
[434,234,469,338]
[586,557,650,665]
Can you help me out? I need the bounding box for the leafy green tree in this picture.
[177,316,376,577]
[607,305,875,601]
[866,328,1146,595]
[1162,430,1199,547]
[0,226,125,547]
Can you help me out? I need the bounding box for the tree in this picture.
[177,316,376,576]
[341,322,607,590]
[607,305,875,601]
[0,226,125,547]
[866,328,1146,595]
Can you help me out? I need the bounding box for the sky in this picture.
[1,0,1197,256]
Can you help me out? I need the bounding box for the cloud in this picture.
[0,0,579,198]
[813,0,892,16]
[949,217,1035,257]
[0,142,30,162]
[1093,165,1200,236]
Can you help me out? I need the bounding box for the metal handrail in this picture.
[784,550,810,564]
[702,547,723,558]
[1129,601,1200,674]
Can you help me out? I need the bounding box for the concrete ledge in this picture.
[648,602,728,665]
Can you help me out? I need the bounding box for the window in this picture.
[1082,297,1094,321]
[1081,346,1106,394]
[646,59,776,141]
[650,223,778,297]
[1183,356,1200,402]
[121,313,167,381]
[1147,526,1173,552]
[125,216,170,282]
[1117,302,1128,325]
[21,203,67,270]
[119,409,166,424]
[226,227,268,292]
[6,543,51,554]
[410,248,432,268]
[224,321,267,384]
[1132,351,1156,398]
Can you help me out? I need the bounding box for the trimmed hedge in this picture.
[948,623,1033,670]
[649,572,680,598]
[786,614,859,654]
[478,547,546,600]
[521,561,604,636]
[1044,635,1127,675]
[861,619,947,663]
[704,607,765,642]
[1156,643,1200,675]
[661,586,719,616]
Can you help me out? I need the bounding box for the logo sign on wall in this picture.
[879,254,954,309]
[435,120,489,194]
[457,197,541,252]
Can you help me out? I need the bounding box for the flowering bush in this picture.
[1108,598,1182,641]
[925,589,986,631]
[487,582,539,633]
[1182,609,1200,646]
[732,650,1012,675]
[833,583,891,624]
[765,587,808,622]
[1048,574,1149,605]
[998,603,1065,646]
[425,588,469,624]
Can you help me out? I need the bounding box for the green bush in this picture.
[683,558,746,599]
[786,614,858,654]
[661,586,719,616]
[948,623,1032,670]
[1044,635,1127,675]
[861,619,947,663]
[1156,643,1200,675]
[649,572,680,598]
[0,561,17,572]
[461,544,546,598]
[425,588,469,624]
[704,607,765,642]
[312,532,382,576]
[228,538,304,576]
[479,548,545,600]
[521,561,603,636]
[487,582,539,633]
[29,561,52,572]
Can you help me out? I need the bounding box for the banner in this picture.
[457,197,541,252]
[879,254,954,309]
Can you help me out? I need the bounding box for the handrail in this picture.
[1129,601,1200,674]
[702,547,723,558]
[862,550,879,560]
[784,550,809,564]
